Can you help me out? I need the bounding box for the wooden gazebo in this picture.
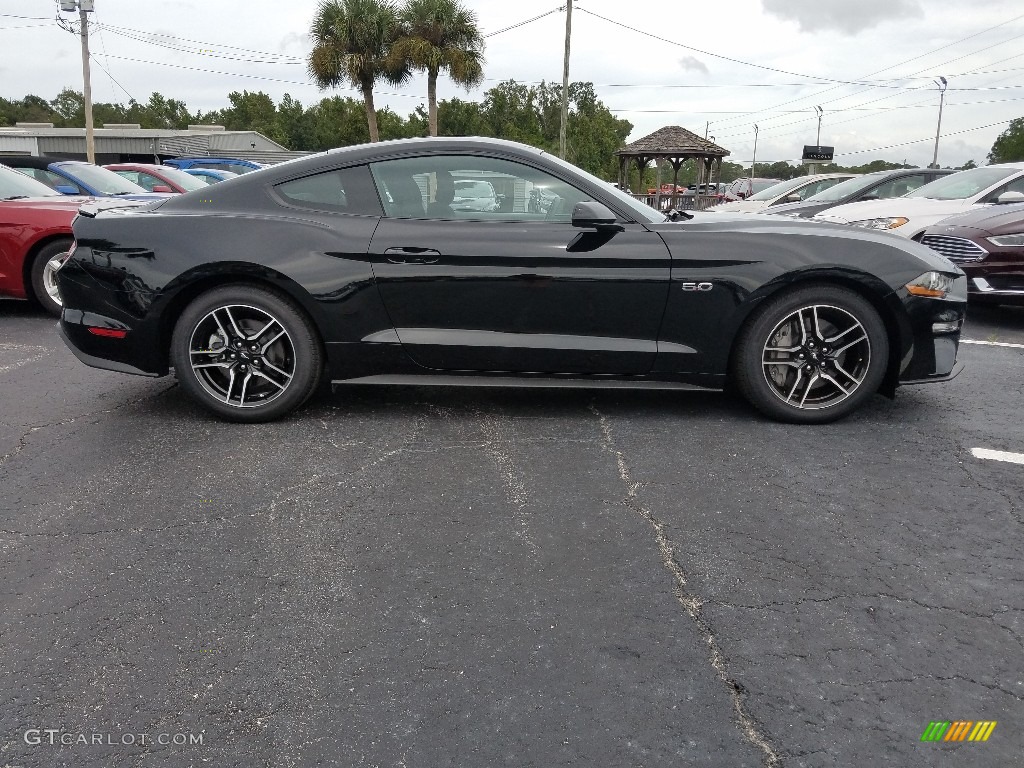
[615,126,730,208]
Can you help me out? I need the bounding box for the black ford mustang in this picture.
[56,137,966,424]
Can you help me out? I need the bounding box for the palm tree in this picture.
[392,0,484,137]
[308,0,408,142]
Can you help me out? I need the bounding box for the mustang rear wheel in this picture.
[30,239,72,317]
[170,285,323,422]
[732,285,889,424]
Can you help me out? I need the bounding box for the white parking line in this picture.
[961,339,1024,349]
[971,448,1024,465]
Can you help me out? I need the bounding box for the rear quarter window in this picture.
[274,165,382,216]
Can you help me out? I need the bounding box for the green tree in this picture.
[391,0,484,137]
[50,88,84,126]
[480,80,545,146]
[988,118,1024,164]
[126,93,193,129]
[308,0,408,142]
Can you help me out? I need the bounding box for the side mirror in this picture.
[996,191,1024,204]
[572,201,623,231]
[151,185,174,193]
[55,184,79,195]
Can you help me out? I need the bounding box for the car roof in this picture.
[325,136,546,159]
[0,155,58,169]
[106,163,166,171]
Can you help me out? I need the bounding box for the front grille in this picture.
[920,234,987,262]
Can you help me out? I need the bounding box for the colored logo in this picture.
[921,721,997,742]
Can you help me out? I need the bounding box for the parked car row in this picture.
[0,154,260,317]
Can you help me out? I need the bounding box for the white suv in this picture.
[812,163,1024,238]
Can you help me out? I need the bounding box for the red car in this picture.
[0,165,92,316]
[103,163,208,194]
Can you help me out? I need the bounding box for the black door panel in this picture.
[369,218,671,374]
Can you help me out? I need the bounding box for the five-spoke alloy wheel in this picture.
[733,285,888,423]
[171,285,322,422]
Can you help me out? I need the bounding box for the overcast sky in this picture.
[2,0,1022,168]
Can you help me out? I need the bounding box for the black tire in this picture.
[29,238,72,317]
[170,285,323,423]
[732,285,889,424]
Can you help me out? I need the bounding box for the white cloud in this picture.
[678,56,709,74]
[762,0,923,34]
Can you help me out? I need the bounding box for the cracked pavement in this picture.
[1,299,1022,767]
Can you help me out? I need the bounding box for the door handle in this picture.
[384,247,441,265]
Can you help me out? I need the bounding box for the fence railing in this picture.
[629,193,721,212]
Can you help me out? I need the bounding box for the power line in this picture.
[833,119,1013,158]
[707,21,1024,131]
[484,7,561,38]
[94,53,424,100]
[574,7,880,86]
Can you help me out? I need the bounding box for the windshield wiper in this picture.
[0,195,29,200]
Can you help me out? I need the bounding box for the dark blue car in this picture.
[164,157,263,174]
[1,157,170,201]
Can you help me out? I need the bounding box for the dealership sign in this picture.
[802,145,835,162]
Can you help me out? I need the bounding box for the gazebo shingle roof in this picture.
[616,125,729,158]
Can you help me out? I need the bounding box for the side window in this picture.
[369,155,593,222]
[136,173,161,191]
[871,175,924,199]
[800,178,844,200]
[44,170,82,193]
[982,174,1024,203]
[274,165,382,216]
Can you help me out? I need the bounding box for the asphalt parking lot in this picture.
[1,300,1022,768]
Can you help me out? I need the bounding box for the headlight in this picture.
[848,216,910,230]
[986,233,1024,247]
[906,271,955,298]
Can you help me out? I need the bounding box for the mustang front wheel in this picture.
[733,286,889,423]
[170,285,323,422]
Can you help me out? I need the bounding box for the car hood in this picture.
[653,211,959,275]
[923,202,1024,236]
[713,200,770,213]
[814,196,978,223]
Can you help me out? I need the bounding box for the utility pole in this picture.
[931,77,948,169]
[58,1,96,164]
[749,124,759,182]
[559,0,572,160]
[810,106,823,174]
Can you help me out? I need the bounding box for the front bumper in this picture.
[895,275,968,384]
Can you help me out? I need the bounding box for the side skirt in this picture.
[331,373,721,391]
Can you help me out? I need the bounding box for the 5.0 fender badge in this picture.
[681,282,713,291]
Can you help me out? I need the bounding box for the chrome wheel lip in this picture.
[188,303,295,409]
[43,255,65,306]
[761,303,871,411]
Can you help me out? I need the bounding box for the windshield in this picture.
[748,177,810,201]
[60,163,149,195]
[804,172,890,202]
[540,152,666,223]
[907,166,1019,201]
[0,165,61,198]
